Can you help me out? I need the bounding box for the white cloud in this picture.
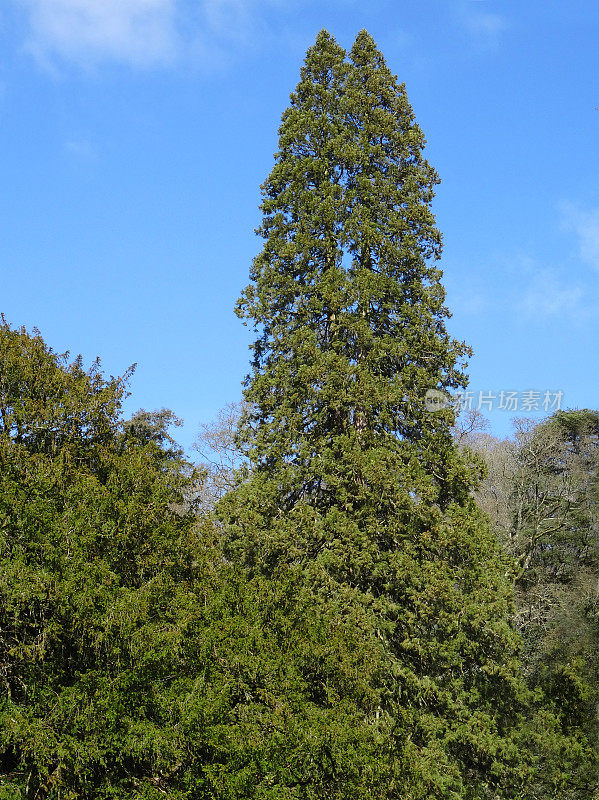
[474,253,587,320]
[467,11,506,39]
[456,1,508,51]
[64,138,96,159]
[13,0,292,70]
[559,201,599,271]
[519,267,584,318]
[17,0,179,68]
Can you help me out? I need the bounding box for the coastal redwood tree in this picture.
[223,30,531,798]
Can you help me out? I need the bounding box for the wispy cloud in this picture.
[459,251,588,322]
[518,202,599,320]
[64,137,97,159]
[12,0,297,70]
[519,267,584,318]
[455,1,508,51]
[203,0,253,41]
[17,0,179,68]
[466,10,506,40]
[559,201,599,271]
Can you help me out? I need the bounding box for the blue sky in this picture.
[1,0,598,450]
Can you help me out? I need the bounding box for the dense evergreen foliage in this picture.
[1,29,597,800]
[0,323,390,799]
[223,29,532,799]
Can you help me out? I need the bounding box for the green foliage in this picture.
[3,29,593,800]
[471,410,599,797]
[236,31,472,497]
[0,322,389,798]
[223,30,532,799]
[515,412,599,798]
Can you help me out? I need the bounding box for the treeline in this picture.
[1,28,597,800]
[466,410,599,798]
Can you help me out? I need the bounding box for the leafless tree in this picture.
[193,401,248,509]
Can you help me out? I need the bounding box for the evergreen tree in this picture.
[0,321,387,799]
[224,30,531,798]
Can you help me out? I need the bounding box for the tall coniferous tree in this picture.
[225,30,529,798]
